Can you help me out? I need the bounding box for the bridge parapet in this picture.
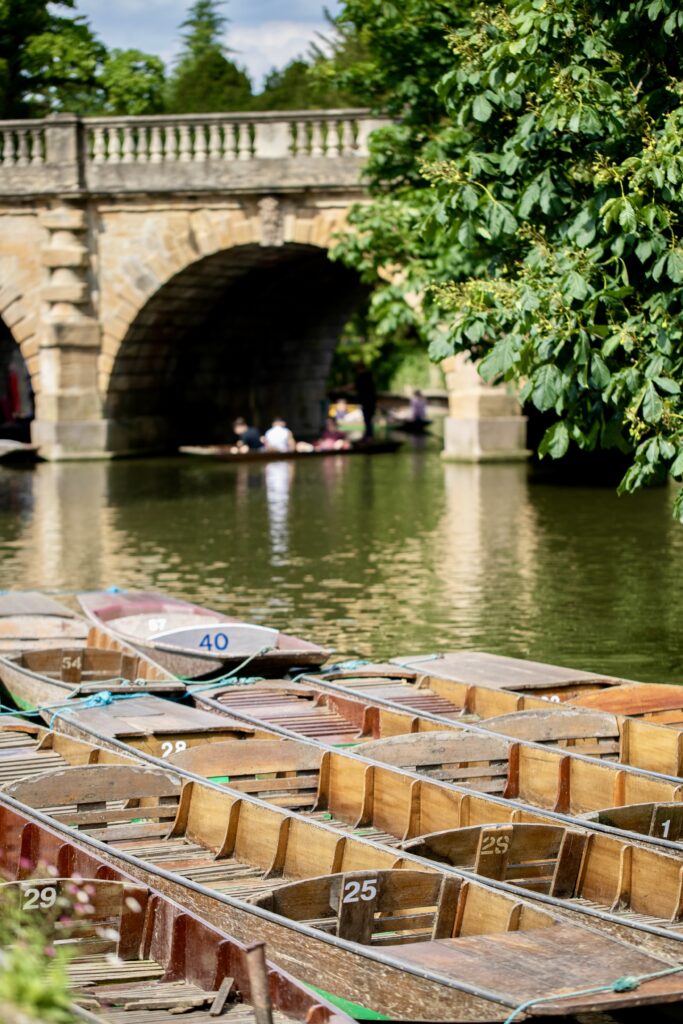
[0,109,388,196]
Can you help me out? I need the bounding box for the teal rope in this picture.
[48,689,144,728]
[391,653,441,668]
[504,966,683,1023]
[321,659,370,673]
[186,645,273,695]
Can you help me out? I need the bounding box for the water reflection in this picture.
[0,451,679,682]
[265,461,294,563]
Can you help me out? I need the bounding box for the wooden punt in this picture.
[78,590,329,679]
[0,825,354,1024]
[6,769,683,1020]
[290,666,683,781]
[571,683,683,724]
[384,651,628,698]
[178,439,403,461]
[40,693,263,760]
[0,636,185,711]
[5,716,683,959]
[0,591,89,652]
[191,684,683,849]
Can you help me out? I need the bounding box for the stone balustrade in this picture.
[0,110,387,196]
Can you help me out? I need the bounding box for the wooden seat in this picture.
[584,801,683,841]
[402,823,587,896]
[359,732,513,794]
[169,739,322,810]
[481,709,621,760]
[0,877,148,960]
[3,764,182,841]
[253,869,461,946]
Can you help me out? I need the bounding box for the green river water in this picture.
[0,440,680,684]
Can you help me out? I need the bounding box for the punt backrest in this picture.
[402,823,587,897]
[0,877,147,958]
[3,764,182,841]
[584,801,683,841]
[481,709,621,760]
[359,732,512,794]
[255,869,461,945]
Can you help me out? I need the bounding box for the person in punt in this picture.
[314,417,351,451]
[263,417,297,452]
[231,416,264,453]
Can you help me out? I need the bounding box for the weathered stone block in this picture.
[42,320,100,349]
[41,246,88,268]
[39,208,87,231]
[42,281,89,304]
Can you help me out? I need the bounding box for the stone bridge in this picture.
[0,109,390,457]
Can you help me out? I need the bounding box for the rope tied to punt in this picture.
[185,645,273,694]
[504,965,683,1023]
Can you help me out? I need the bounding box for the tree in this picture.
[166,0,252,113]
[100,49,166,116]
[327,2,468,377]
[0,0,104,116]
[332,0,683,518]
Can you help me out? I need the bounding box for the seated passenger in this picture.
[232,417,263,452]
[263,417,296,453]
[315,417,351,451]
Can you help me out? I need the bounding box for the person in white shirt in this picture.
[263,417,296,453]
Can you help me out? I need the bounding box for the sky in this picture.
[76,0,342,88]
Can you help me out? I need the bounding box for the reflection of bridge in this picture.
[0,110,386,457]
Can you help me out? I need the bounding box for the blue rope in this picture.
[504,966,683,1023]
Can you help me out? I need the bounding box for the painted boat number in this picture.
[199,632,229,652]
[342,879,378,904]
[161,740,188,758]
[662,819,671,837]
[22,886,57,910]
[148,618,167,632]
[481,835,511,855]
[61,654,82,671]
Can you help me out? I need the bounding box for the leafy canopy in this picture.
[332,0,683,517]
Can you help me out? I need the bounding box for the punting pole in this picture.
[246,942,274,1024]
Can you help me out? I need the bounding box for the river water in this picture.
[0,441,680,684]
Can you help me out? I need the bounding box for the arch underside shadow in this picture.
[106,243,365,451]
[0,318,33,441]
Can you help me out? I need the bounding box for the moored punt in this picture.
[46,694,264,760]
[571,683,683,724]
[0,640,185,712]
[293,666,683,780]
[192,684,683,848]
[192,676,628,759]
[178,439,403,461]
[385,651,628,698]
[5,770,683,1020]
[0,826,354,1024]
[5,717,683,957]
[79,590,329,679]
[0,591,89,652]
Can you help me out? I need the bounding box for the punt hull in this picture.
[79,590,329,679]
[8,790,683,1023]
[0,646,183,712]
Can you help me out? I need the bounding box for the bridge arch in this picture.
[101,206,364,452]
